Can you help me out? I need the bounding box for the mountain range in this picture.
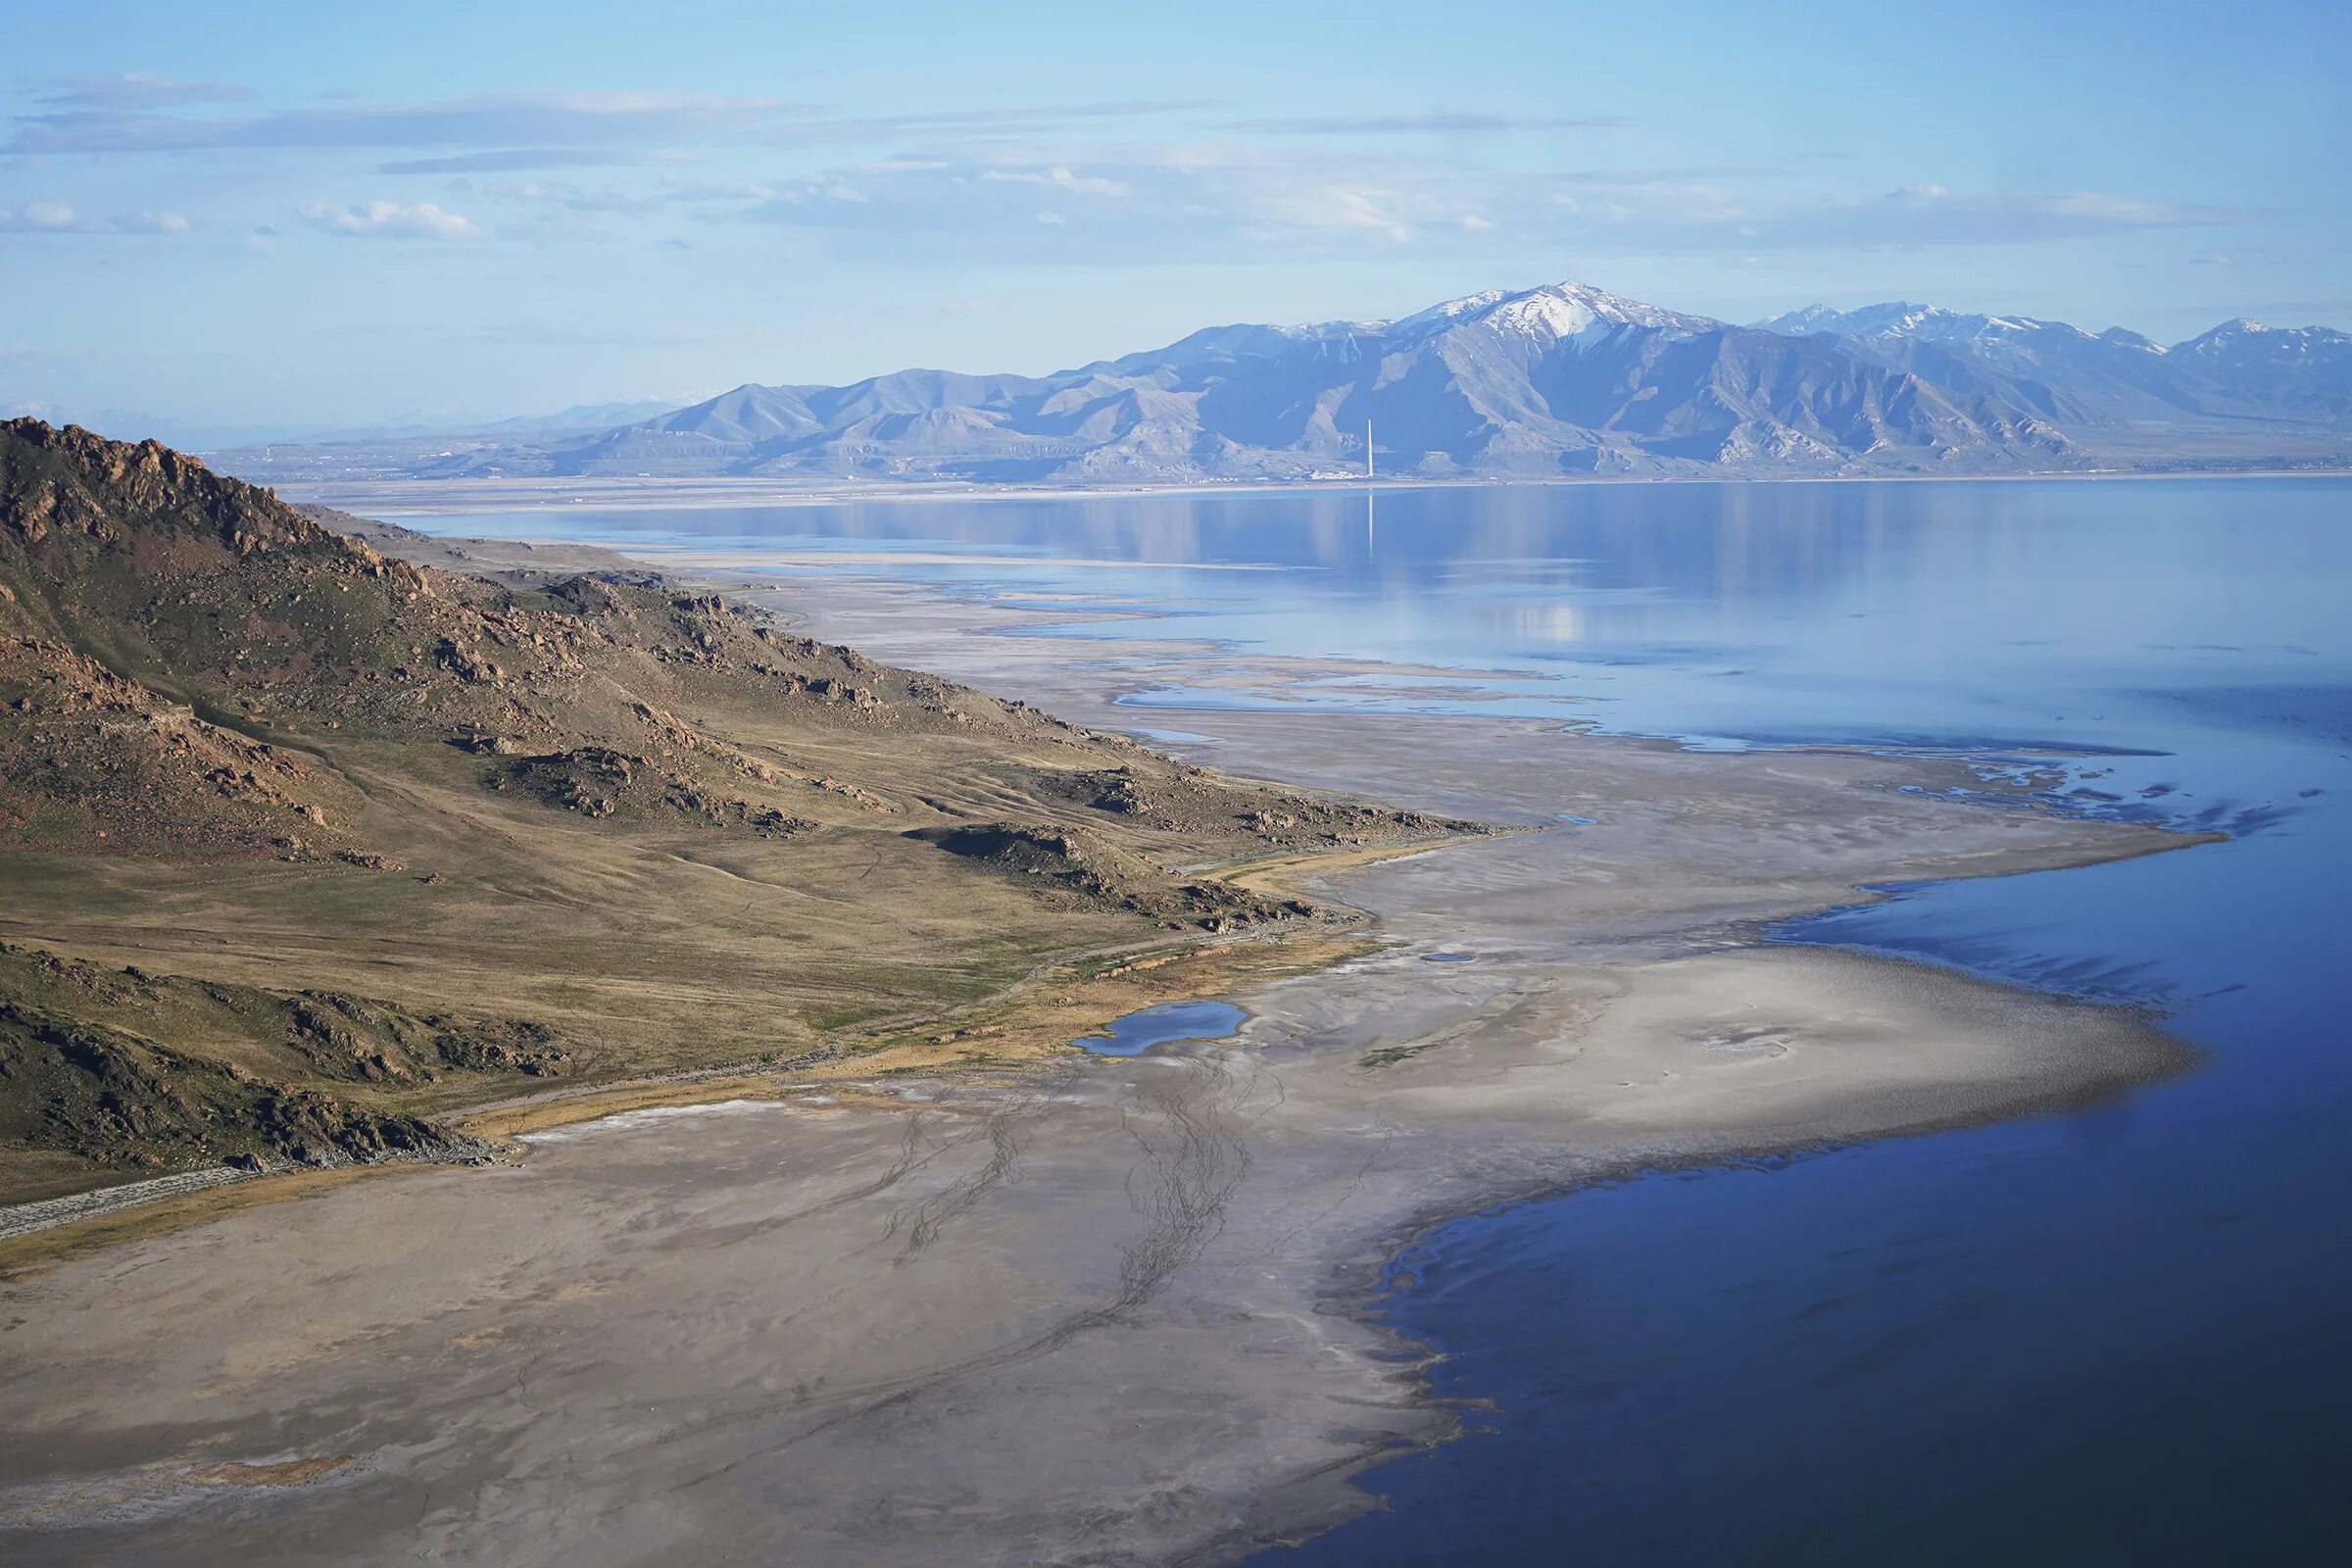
[222,282,2352,485]
[1755,302,2352,436]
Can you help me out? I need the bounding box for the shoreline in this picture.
[0,521,2223,1566]
[1224,956,2204,1563]
[0,861,2202,1565]
[262,464,2352,519]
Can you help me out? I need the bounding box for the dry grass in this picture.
[0,921,1385,1274]
[466,927,1380,1139]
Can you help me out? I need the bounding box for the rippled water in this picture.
[406,477,2350,1562]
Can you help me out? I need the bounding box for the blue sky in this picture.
[4,0,2345,437]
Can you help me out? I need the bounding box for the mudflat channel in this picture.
[0,529,2214,1565]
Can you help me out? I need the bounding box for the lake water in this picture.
[1073,1000,1246,1056]
[405,478,2350,1562]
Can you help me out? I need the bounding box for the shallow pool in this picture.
[1073,1001,1246,1056]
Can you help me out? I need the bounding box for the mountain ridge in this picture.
[1758,300,2352,429]
[417,280,2084,483]
[211,280,2352,486]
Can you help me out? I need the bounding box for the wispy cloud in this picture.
[0,200,190,234]
[377,148,666,174]
[735,146,1489,260]
[300,200,482,240]
[30,74,245,110]
[459,178,668,240]
[5,76,2257,274]
[1221,111,1628,134]
[720,145,2260,266]
[1554,166,1794,185]
[979,167,1129,197]
[8,92,816,156]
[1556,181,2260,250]
[3,91,1210,158]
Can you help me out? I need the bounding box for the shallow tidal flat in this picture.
[0,656,2198,1564]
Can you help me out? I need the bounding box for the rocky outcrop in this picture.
[0,944,562,1172]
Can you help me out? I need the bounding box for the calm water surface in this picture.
[407,479,2350,1563]
[1073,1000,1246,1056]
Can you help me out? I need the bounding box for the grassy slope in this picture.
[0,418,1475,1203]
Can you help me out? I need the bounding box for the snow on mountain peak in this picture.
[1387,281,1718,346]
[1388,288,1510,331]
[1756,304,1843,333]
[1759,301,2135,350]
[1761,301,1948,339]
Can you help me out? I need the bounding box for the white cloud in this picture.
[301,200,483,241]
[0,200,190,235]
[739,148,1472,260]
[982,166,1128,197]
[1258,186,1415,242]
[708,140,2261,267]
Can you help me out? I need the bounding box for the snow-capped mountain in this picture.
[234,281,2347,485]
[1387,280,1720,345]
[2168,318,2352,419]
[1756,301,2002,343]
[1760,301,2352,429]
[445,281,2077,483]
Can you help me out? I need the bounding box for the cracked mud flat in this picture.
[0,570,2203,1567]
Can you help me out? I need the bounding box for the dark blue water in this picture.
[402,479,2351,1562]
[1073,1000,1245,1056]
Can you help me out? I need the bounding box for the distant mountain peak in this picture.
[1758,301,1937,337]
[1752,303,1844,332]
[1388,279,1718,345]
[1762,300,2134,354]
[1760,300,2027,340]
[2098,326,2164,353]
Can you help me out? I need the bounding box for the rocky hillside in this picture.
[0,418,1478,1201]
[0,942,560,1175]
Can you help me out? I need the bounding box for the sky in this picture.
[3,0,2346,440]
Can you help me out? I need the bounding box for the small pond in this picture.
[1073,1001,1246,1056]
